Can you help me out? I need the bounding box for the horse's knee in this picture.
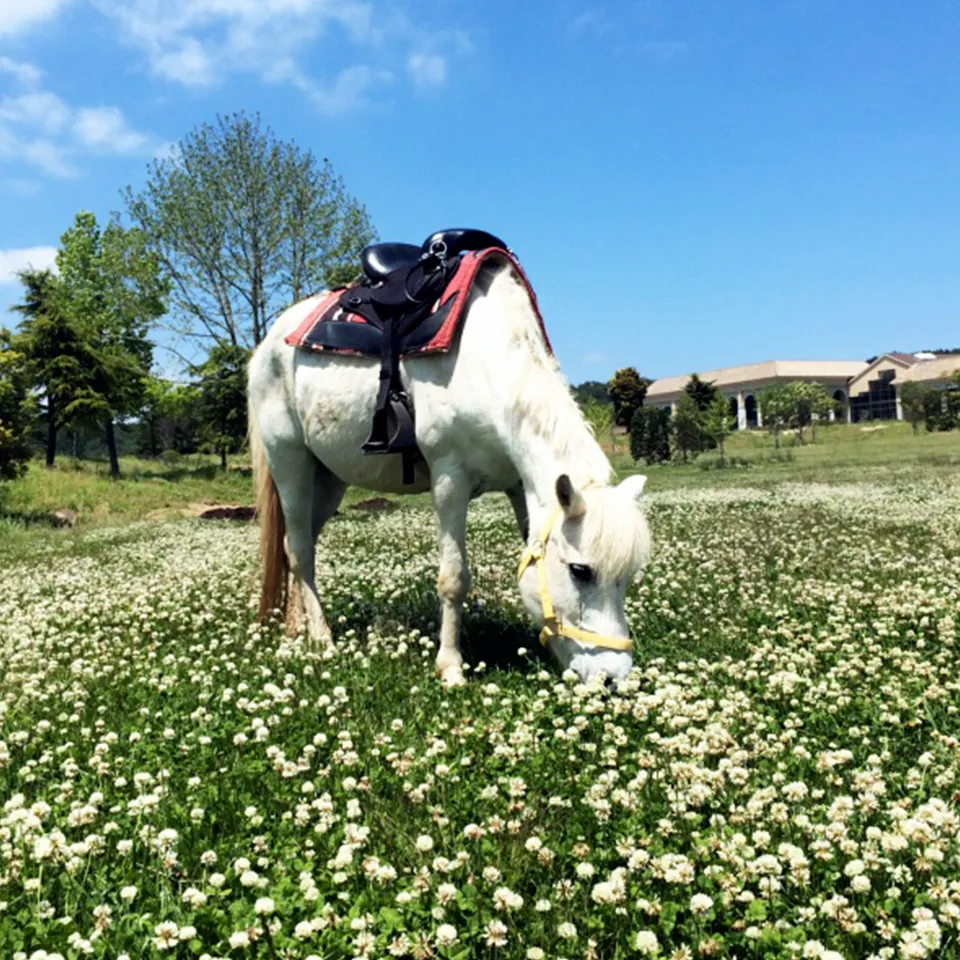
[437,563,470,604]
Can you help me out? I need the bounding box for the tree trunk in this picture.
[220,446,227,470]
[105,417,120,478]
[46,397,57,468]
[149,419,158,458]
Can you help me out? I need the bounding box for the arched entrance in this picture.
[744,394,758,428]
[833,389,847,422]
[728,395,739,429]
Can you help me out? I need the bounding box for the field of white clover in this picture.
[2,473,960,960]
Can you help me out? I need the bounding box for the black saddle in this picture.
[360,229,507,284]
[341,228,507,482]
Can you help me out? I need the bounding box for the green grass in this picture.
[612,420,960,491]
[2,464,960,958]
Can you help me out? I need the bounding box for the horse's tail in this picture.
[250,411,288,622]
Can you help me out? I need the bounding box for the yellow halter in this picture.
[516,507,633,653]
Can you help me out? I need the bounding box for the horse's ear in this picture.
[618,474,647,501]
[556,474,586,517]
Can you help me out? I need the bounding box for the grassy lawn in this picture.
[1,451,959,958]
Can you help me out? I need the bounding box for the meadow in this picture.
[1,424,959,959]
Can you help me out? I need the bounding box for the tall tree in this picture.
[581,399,617,454]
[608,367,651,428]
[673,394,703,462]
[10,268,89,467]
[784,381,832,444]
[684,373,719,412]
[125,112,376,352]
[0,330,33,481]
[759,385,792,449]
[702,395,735,466]
[573,381,610,406]
[898,381,936,435]
[56,212,168,478]
[191,343,249,469]
[630,406,671,464]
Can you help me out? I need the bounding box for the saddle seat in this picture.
[360,228,508,284]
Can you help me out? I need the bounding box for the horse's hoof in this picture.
[439,666,466,688]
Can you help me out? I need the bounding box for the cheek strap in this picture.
[517,507,633,653]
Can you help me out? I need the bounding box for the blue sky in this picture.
[1,0,958,384]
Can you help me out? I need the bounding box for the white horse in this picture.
[247,258,651,685]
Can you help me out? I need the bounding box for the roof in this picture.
[645,359,869,399]
[848,352,960,392]
[897,355,960,383]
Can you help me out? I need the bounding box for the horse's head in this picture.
[517,474,650,683]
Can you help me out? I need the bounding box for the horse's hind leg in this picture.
[268,443,341,649]
[286,468,346,639]
[431,465,471,687]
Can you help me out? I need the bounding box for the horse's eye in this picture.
[568,563,595,584]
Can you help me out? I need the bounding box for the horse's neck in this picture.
[477,265,613,521]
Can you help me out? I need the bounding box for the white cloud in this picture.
[0,91,71,134]
[93,0,468,108]
[97,0,376,87]
[407,53,446,90]
[0,246,58,285]
[0,0,69,38]
[0,56,43,87]
[19,139,78,178]
[2,177,41,196]
[584,352,609,365]
[568,9,613,37]
[305,64,393,115]
[0,78,151,178]
[74,106,149,152]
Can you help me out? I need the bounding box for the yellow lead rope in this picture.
[517,508,633,653]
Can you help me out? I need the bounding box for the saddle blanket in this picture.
[285,247,551,358]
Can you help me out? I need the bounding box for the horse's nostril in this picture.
[603,675,615,690]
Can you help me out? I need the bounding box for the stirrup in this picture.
[361,393,417,456]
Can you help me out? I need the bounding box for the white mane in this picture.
[483,262,613,488]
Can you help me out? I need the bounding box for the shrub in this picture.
[630,407,671,463]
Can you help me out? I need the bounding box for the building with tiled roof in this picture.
[644,353,959,427]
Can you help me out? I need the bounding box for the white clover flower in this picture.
[153,922,180,951]
[228,930,250,948]
[119,886,137,902]
[254,897,275,915]
[416,834,434,852]
[634,930,659,954]
[690,893,714,914]
[557,922,577,939]
[435,924,458,946]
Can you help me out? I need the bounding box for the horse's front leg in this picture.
[431,467,471,686]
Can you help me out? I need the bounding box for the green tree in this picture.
[673,394,703,462]
[784,381,832,444]
[10,268,89,467]
[125,111,376,351]
[56,211,169,478]
[684,373,719,412]
[898,381,937,435]
[759,385,793,449]
[0,330,33,481]
[573,381,610,406]
[581,399,617,454]
[630,406,671,464]
[608,367,651,428]
[702,395,735,465]
[191,343,249,469]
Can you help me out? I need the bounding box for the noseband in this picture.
[516,507,633,653]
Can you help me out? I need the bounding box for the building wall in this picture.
[648,377,853,428]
